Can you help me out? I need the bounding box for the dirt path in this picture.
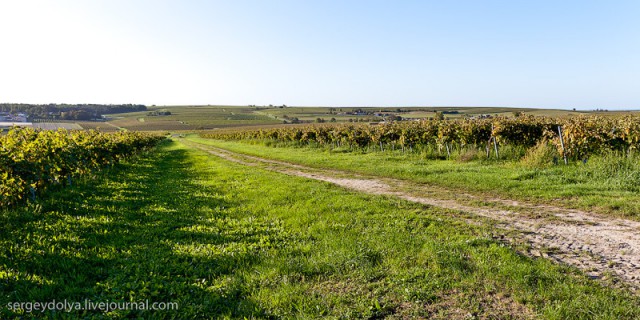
[184,140,640,291]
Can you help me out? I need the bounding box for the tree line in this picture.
[0,103,147,120]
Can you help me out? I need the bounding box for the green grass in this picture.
[187,136,640,219]
[2,140,639,318]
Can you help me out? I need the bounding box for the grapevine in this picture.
[0,128,164,207]
[200,115,640,160]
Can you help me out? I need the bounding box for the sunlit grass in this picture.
[1,140,639,318]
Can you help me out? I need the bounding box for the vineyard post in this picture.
[558,125,568,164]
[489,123,498,159]
[486,139,491,158]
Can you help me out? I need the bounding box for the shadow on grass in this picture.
[0,141,273,318]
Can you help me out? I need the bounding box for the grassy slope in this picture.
[187,136,640,219]
[1,140,639,319]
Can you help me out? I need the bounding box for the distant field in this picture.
[104,105,640,132]
[107,106,282,131]
[10,106,636,133]
[32,122,82,130]
[26,121,120,132]
[75,121,120,132]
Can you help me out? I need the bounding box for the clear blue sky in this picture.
[0,0,638,109]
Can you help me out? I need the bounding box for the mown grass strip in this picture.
[1,140,638,319]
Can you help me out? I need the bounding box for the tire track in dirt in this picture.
[184,140,640,291]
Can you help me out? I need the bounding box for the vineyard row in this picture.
[1,128,164,207]
[201,115,640,159]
